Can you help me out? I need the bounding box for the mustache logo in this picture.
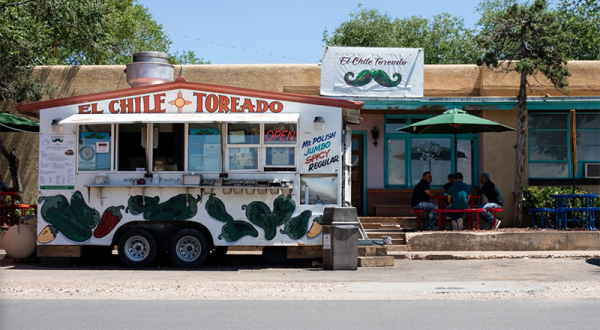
[344,69,402,87]
[52,138,64,142]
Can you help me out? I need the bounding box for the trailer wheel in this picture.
[118,229,157,268]
[169,229,210,268]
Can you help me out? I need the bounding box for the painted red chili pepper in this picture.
[93,205,125,238]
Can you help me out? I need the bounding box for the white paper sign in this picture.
[323,234,331,249]
[321,46,424,97]
[39,135,76,190]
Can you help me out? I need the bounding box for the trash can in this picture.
[322,207,359,270]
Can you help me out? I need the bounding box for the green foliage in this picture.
[0,0,207,103]
[523,186,599,228]
[323,6,479,64]
[557,0,600,60]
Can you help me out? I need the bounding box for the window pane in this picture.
[266,147,295,166]
[530,146,568,161]
[529,163,568,178]
[411,138,451,186]
[188,124,221,172]
[79,125,111,171]
[152,123,184,171]
[385,118,407,134]
[576,131,600,145]
[457,140,475,186]
[529,131,567,145]
[528,114,565,129]
[228,123,260,144]
[576,114,600,129]
[264,123,297,144]
[229,147,258,170]
[578,146,600,161]
[117,124,145,171]
[387,140,405,185]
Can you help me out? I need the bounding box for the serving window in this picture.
[75,119,298,173]
[188,123,222,172]
[227,122,297,172]
[78,124,112,172]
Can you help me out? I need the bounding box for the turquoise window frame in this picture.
[353,130,368,216]
[383,114,479,188]
[528,111,600,179]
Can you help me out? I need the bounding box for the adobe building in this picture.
[3,59,600,227]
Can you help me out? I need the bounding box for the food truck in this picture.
[16,53,363,268]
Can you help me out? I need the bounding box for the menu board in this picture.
[39,134,76,190]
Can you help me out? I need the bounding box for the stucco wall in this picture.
[2,61,599,213]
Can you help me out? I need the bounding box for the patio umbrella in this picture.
[397,108,515,172]
[0,112,39,133]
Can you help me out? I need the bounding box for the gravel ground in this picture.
[1,257,599,301]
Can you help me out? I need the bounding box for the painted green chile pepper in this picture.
[242,201,277,240]
[272,194,295,226]
[39,195,92,242]
[71,190,101,228]
[280,210,312,240]
[218,220,259,242]
[126,195,160,215]
[205,193,233,223]
[143,194,200,221]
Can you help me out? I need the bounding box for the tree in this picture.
[0,0,207,195]
[323,6,479,64]
[556,0,600,60]
[477,0,571,227]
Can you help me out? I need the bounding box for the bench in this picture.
[434,208,484,230]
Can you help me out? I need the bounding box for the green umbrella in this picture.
[0,112,39,133]
[397,108,515,171]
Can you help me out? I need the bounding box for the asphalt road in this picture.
[1,254,599,329]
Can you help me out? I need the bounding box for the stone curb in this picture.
[388,250,600,260]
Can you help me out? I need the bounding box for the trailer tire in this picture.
[118,229,157,268]
[169,229,210,268]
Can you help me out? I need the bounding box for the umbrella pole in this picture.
[454,132,458,174]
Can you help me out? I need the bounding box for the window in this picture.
[529,112,600,179]
[227,123,260,171]
[78,125,111,171]
[188,124,221,172]
[384,115,478,187]
[264,123,296,169]
[152,123,184,171]
[116,124,145,171]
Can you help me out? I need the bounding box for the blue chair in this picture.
[529,208,554,229]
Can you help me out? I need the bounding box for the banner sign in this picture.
[320,46,424,97]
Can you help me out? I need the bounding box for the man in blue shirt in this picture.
[447,172,471,230]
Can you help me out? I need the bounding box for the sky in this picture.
[137,0,485,65]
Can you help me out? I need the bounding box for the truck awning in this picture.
[59,113,300,125]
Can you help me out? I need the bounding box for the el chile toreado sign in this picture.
[320,46,424,98]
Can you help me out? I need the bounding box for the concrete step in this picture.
[358,246,387,257]
[358,256,395,267]
[386,245,408,252]
[364,230,407,245]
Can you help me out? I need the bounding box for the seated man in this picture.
[411,171,438,231]
[447,172,471,231]
[477,173,504,229]
[439,173,455,195]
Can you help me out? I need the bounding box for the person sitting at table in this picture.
[411,171,439,231]
[477,172,504,229]
[439,173,456,195]
[447,172,471,231]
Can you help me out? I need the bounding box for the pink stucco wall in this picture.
[350,114,384,188]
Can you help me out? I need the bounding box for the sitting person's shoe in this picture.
[451,220,458,231]
[494,220,502,229]
[457,218,464,230]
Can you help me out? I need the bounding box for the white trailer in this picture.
[17,75,362,267]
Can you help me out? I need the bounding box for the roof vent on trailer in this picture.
[125,51,174,87]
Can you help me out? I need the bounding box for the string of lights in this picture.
[171,32,316,63]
